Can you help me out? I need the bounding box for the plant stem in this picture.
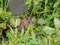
[1,0,3,10]
[45,0,48,11]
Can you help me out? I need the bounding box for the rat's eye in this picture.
[28,21,30,23]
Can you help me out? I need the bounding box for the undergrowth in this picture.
[0,0,60,45]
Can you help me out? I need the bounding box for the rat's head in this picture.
[21,17,34,27]
[17,17,34,31]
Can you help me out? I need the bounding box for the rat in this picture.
[17,17,34,31]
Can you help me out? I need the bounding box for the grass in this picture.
[0,0,60,45]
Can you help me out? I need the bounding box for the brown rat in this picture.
[17,17,34,31]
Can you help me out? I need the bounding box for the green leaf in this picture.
[54,18,60,29]
[10,17,15,27]
[43,26,54,35]
[10,17,20,27]
[37,18,45,26]
[15,18,20,27]
[54,35,60,42]
[0,8,3,13]
[26,0,31,7]
[35,26,41,31]
[53,0,60,8]
[29,40,40,45]
[57,31,60,35]
[34,0,40,5]
[0,22,6,29]
[19,43,25,45]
